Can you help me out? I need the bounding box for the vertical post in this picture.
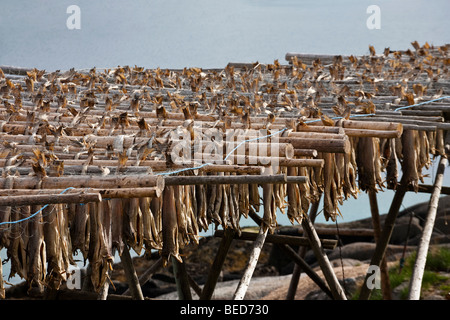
[368,190,392,300]
[408,155,447,300]
[120,245,144,300]
[359,176,408,300]
[200,228,235,300]
[172,255,192,300]
[301,215,347,300]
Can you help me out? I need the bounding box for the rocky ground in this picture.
[108,196,450,300]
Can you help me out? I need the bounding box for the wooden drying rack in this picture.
[0,42,449,300]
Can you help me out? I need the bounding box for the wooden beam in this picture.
[0,192,101,206]
[214,230,337,250]
[0,187,161,199]
[0,174,164,190]
[164,174,290,185]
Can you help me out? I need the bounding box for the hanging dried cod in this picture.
[355,137,384,193]
[139,196,162,250]
[26,205,46,294]
[286,166,303,224]
[43,203,74,290]
[262,166,277,232]
[7,206,29,280]
[70,202,90,260]
[123,198,144,254]
[87,201,114,291]
[161,185,181,265]
[322,152,340,221]
[400,129,420,192]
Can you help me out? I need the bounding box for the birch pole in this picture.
[408,155,448,300]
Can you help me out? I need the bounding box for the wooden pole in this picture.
[123,257,164,296]
[358,176,408,300]
[0,192,101,206]
[232,226,268,300]
[278,136,350,154]
[286,199,320,300]
[200,228,235,300]
[368,190,392,300]
[301,215,347,300]
[225,156,323,168]
[214,230,337,249]
[278,243,334,299]
[172,256,192,300]
[0,174,164,190]
[0,187,161,199]
[408,155,448,300]
[120,245,145,300]
[164,174,289,186]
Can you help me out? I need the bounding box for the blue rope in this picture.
[0,187,74,226]
[394,96,450,112]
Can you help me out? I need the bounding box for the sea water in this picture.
[1,0,449,287]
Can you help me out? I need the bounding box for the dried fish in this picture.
[161,186,181,265]
[139,196,162,250]
[70,203,90,260]
[110,198,124,256]
[385,138,399,189]
[322,153,339,221]
[43,204,68,290]
[400,130,419,192]
[123,198,144,254]
[87,202,113,291]
[262,167,277,232]
[7,206,29,280]
[287,166,303,224]
[26,205,46,294]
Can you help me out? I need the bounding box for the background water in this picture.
[1,0,450,286]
